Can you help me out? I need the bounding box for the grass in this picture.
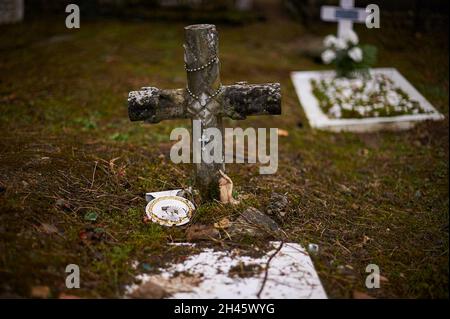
[0,13,448,299]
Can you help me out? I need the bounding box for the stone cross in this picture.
[320,0,368,38]
[128,24,281,200]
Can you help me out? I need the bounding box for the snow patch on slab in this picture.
[126,242,327,299]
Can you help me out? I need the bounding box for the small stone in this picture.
[229,207,280,238]
[31,286,50,298]
[128,281,167,299]
[266,193,289,220]
[186,224,220,242]
[307,243,319,255]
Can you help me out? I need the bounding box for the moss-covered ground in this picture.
[0,10,448,298]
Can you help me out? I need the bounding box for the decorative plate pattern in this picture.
[145,196,195,227]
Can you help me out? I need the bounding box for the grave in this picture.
[291,68,444,132]
[291,0,444,132]
[128,24,281,200]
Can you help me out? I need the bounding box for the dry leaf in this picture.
[362,235,371,245]
[186,224,220,242]
[380,275,389,283]
[277,129,289,137]
[31,286,50,298]
[353,290,375,299]
[214,218,231,229]
[39,223,58,235]
[58,293,81,299]
[109,157,120,172]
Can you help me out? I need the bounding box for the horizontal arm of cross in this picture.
[128,87,188,123]
[128,82,281,123]
[221,82,281,120]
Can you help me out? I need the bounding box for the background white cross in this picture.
[320,0,368,38]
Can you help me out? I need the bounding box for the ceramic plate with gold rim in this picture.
[145,195,195,227]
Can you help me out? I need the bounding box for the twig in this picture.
[257,241,284,299]
[90,161,98,189]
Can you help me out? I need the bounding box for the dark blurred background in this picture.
[1,0,448,31]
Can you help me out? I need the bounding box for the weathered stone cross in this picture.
[128,24,281,200]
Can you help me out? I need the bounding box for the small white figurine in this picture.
[218,170,239,205]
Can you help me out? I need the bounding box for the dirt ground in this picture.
[0,9,448,298]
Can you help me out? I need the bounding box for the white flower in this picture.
[329,105,342,118]
[386,91,400,105]
[342,88,352,99]
[356,106,366,115]
[334,38,348,50]
[348,47,363,62]
[342,103,352,110]
[351,79,363,89]
[321,49,336,64]
[342,29,359,45]
[323,35,337,48]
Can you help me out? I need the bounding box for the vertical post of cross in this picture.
[337,0,355,39]
[184,24,225,199]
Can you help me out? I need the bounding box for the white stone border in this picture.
[291,68,445,132]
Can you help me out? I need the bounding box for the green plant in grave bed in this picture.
[321,30,377,78]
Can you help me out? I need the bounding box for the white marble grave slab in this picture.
[291,68,444,132]
[126,242,327,299]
